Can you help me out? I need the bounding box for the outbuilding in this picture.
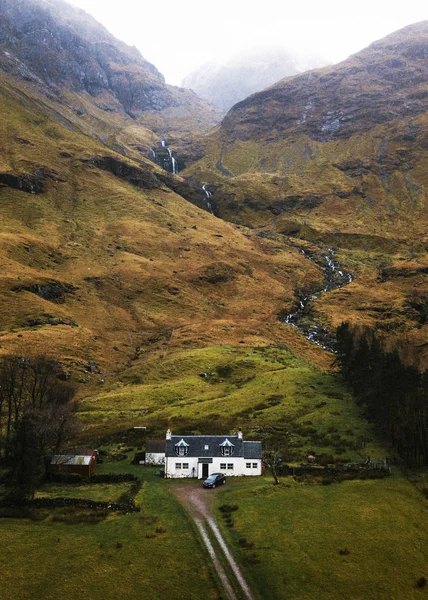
[50,448,97,477]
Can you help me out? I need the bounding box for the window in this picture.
[227,464,234,470]
[175,463,182,469]
[204,445,209,450]
[174,439,189,456]
[246,463,251,468]
[253,463,258,469]
[183,463,189,469]
[220,463,226,470]
[220,439,234,457]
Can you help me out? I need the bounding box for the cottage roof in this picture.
[243,441,262,459]
[146,439,166,453]
[165,435,261,458]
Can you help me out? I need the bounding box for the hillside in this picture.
[0,53,333,402]
[183,22,428,369]
[181,46,327,112]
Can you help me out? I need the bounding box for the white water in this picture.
[283,248,354,350]
[167,148,178,174]
[202,184,214,214]
[161,140,166,147]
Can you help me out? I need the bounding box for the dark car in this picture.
[203,473,226,488]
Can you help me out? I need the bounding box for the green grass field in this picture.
[0,465,220,600]
[213,473,428,600]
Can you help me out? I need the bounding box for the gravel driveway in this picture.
[173,483,254,600]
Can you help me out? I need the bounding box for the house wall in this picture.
[165,456,262,478]
[145,452,165,466]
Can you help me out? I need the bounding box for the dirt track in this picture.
[173,483,254,600]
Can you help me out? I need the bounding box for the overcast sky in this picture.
[69,0,428,85]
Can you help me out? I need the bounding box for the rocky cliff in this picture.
[0,0,221,135]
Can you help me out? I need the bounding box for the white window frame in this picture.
[246,462,251,468]
[183,463,189,469]
[220,463,226,470]
[175,463,182,469]
[227,463,234,470]
[252,463,258,469]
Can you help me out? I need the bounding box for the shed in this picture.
[51,448,97,477]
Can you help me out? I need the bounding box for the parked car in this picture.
[203,473,226,488]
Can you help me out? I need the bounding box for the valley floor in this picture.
[1,459,427,600]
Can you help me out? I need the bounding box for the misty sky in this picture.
[69,0,428,85]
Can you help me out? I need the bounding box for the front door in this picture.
[202,463,209,478]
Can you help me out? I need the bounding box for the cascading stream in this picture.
[282,248,353,351]
[202,184,214,214]
[150,140,178,174]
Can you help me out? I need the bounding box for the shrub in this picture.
[339,548,350,555]
[219,504,239,513]
[155,526,167,534]
[416,577,427,588]
[216,365,233,378]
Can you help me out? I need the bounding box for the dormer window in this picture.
[174,439,189,457]
[220,438,234,457]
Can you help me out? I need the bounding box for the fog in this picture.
[68,0,428,85]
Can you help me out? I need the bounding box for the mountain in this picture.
[183,22,428,369]
[0,0,334,392]
[0,0,222,143]
[182,46,328,112]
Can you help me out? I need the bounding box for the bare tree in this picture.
[262,449,283,485]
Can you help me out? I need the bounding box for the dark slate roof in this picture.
[165,435,261,458]
[146,439,166,453]
[243,441,262,459]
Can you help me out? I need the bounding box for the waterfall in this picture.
[202,185,214,214]
[150,140,178,174]
[167,148,178,175]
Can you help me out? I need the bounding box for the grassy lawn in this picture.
[0,466,220,600]
[213,473,428,600]
[35,482,132,503]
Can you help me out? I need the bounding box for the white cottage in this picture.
[163,429,262,479]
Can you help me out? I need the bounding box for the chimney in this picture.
[237,428,243,440]
[166,428,172,440]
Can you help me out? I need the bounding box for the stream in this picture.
[282,248,353,351]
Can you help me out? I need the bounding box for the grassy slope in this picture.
[0,466,220,600]
[81,346,384,463]
[214,474,428,600]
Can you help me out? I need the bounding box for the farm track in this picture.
[173,484,254,600]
